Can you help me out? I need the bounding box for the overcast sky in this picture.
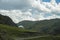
[0,0,60,23]
[0,0,60,9]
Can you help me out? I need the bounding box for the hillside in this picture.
[0,24,40,40]
[0,24,33,40]
[17,18,60,35]
[0,14,17,27]
[0,24,60,40]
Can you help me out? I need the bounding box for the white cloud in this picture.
[0,0,60,23]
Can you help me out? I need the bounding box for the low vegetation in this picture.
[0,24,40,40]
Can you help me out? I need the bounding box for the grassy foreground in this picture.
[0,24,60,40]
[25,36,60,40]
[0,24,36,40]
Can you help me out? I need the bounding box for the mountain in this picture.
[0,14,17,27]
[17,20,37,29]
[17,18,60,34]
[49,19,60,34]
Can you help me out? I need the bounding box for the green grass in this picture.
[0,24,60,40]
[25,36,60,40]
[0,24,37,40]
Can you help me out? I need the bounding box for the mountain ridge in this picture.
[17,18,60,34]
[0,14,17,27]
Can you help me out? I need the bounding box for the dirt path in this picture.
[14,35,50,40]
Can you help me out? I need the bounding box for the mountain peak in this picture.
[0,14,17,27]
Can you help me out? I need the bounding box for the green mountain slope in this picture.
[17,18,60,34]
[0,24,41,40]
[0,23,60,40]
[0,14,17,27]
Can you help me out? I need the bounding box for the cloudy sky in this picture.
[0,0,60,23]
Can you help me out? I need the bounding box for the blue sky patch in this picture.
[43,0,60,3]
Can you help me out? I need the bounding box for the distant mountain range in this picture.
[0,14,60,35]
[0,14,17,27]
[17,18,60,34]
